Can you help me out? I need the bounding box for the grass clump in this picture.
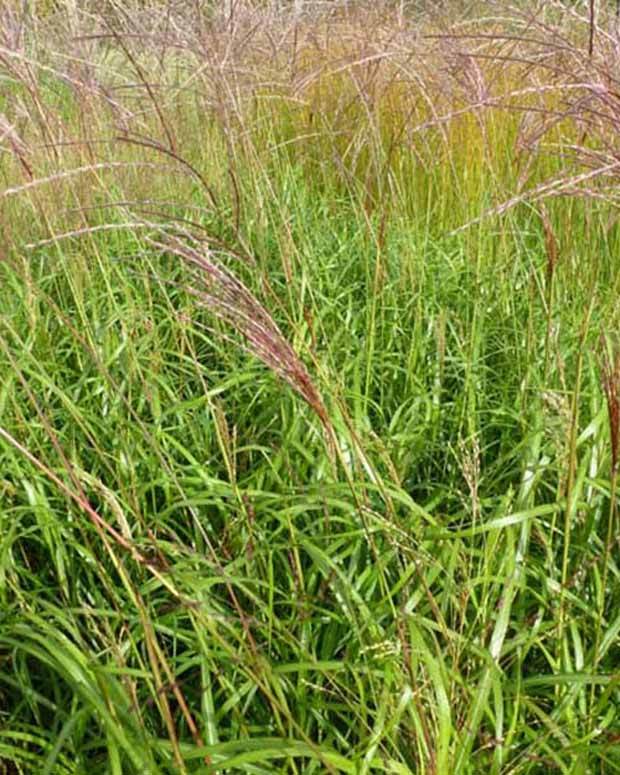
[2,1,620,772]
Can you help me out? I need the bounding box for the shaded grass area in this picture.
[2,1,620,772]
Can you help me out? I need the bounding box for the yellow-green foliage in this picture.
[2,1,604,247]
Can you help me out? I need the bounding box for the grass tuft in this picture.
[2,1,620,773]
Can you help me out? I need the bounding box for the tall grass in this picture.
[2,1,620,772]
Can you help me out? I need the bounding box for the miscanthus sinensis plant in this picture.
[1,0,620,772]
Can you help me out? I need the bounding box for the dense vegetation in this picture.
[1,1,620,772]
